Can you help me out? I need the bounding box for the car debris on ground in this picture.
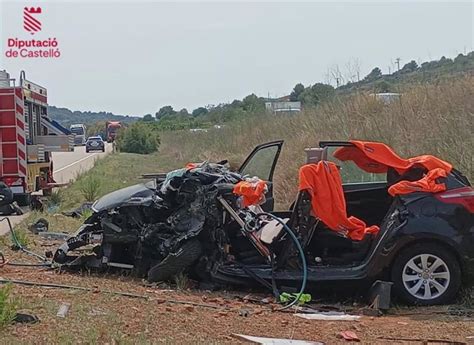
[232,334,324,345]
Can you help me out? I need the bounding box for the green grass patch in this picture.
[10,229,29,248]
[0,284,18,329]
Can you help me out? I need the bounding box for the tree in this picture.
[142,114,155,122]
[155,106,176,120]
[230,100,243,108]
[177,108,189,117]
[454,53,468,65]
[375,80,392,93]
[297,83,335,106]
[400,60,418,74]
[310,83,335,101]
[242,94,264,112]
[192,107,208,117]
[344,58,362,83]
[290,83,305,101]
[363,67,382,82]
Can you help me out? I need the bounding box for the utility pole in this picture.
[395,57,401,72]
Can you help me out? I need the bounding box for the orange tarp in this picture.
[334,141,452,175]
[233,180,267,207]
[298,161,379,241]
[388,168,448,196]
[333,140,451,196]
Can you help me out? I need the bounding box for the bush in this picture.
[117,122,160,154]
[48,189,63,207]
[0,284,18,329]
[79,174,102,202]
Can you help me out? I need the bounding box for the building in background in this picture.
[265,95,301,114]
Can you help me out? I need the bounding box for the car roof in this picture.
[88,136,102,140]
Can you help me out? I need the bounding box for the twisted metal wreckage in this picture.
[2,140,473,307]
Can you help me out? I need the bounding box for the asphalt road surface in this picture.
[52,143,112,184]
[0,143,112,235]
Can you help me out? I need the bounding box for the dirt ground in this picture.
[1,252,473,345]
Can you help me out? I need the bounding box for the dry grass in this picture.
[159,76,474,208]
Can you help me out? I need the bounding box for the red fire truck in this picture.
[0,70,73,205]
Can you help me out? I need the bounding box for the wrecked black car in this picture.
[54,140,474,305]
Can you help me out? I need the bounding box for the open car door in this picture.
[238,140,284,212]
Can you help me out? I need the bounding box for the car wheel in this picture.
[102,148,105,152]
[391,243,461,305]
[86,149,89,153]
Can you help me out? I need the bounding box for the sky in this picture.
[1,1,473,116]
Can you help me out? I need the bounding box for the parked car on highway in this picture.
[55,140,473,305]
[85,136,105,153]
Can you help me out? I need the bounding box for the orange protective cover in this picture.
[298,162,379,241]
[233,180,267,207]
[333,140,451,195]
[388,168,448,196]
[334,140,452,175]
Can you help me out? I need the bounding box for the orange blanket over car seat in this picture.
[333,140,452,195]
[298,161,380,241]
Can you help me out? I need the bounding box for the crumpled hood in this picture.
[92,182,155,212]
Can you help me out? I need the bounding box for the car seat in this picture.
[276,161,379,267]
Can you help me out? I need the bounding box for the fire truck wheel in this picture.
[15,193,31,207]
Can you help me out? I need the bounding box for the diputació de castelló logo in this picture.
[5,6,62,58]
[23,7,42,35]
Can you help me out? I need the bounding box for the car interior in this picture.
[227,142,436,271]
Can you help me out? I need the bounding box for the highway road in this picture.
[0,143,112,235]
[52,143,112,184]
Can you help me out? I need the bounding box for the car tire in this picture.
[86,149,89,153]
[391,243,461,305]
[147,239,202,283]
[102,148,105,152]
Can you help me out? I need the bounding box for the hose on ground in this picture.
[255,212,308,311]
[0,217,50,264]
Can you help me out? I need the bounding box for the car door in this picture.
[319,141,390,225]
[238,140,284,211]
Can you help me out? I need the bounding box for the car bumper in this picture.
[86,145,104,151]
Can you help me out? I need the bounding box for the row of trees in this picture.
[341,52,474,92]
[141,52,474,132]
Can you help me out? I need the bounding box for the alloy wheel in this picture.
[402,254,450,300]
